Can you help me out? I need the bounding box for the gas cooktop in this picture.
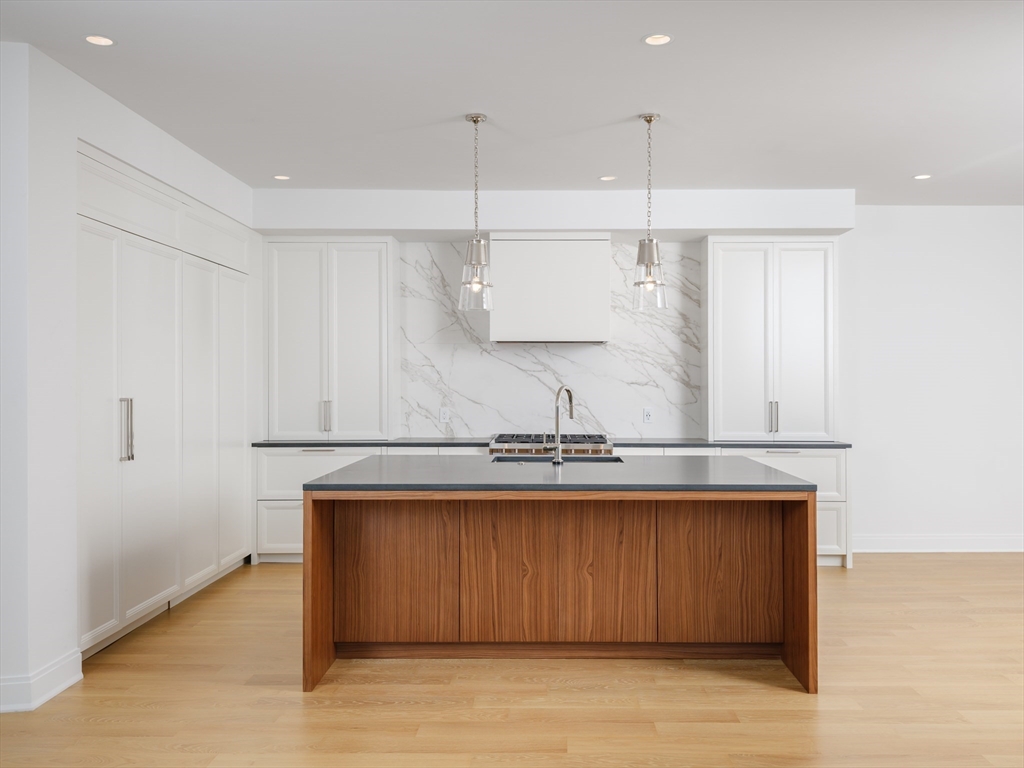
[489,433,613,455]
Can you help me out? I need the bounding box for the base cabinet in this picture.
[722,447,851,566]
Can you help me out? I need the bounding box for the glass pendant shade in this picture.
[458,238,493,311]
[633,238,667,310]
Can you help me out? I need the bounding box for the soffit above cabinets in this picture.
[488,232,610,343]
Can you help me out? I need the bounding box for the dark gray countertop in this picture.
[302,455,817,493]
[254,437,852,449]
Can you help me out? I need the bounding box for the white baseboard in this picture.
[854,534,1024,552]
[170,558,245,607]
[0,648,83,713]
[257,553,302,563]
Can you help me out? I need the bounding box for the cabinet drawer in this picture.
[438,446,490,456]
[721,448,846,501]
[615,447,665,456]
[817,502,846,556]
[664,447,721,456]
[257,447,381,499]
[257,500,303,554]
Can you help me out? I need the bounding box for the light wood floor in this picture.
[2,554,1021,768]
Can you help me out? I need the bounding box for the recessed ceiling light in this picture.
[913,174,932,180]
[273,175,290,180]
[599,176,617,181]
[643,34,672,46]
[84,35,115,46]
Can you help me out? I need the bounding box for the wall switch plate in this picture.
[643,407,653,423]
[439,407,451,424]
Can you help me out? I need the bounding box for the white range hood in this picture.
[487,232,611,343]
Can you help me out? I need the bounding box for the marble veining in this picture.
[399,240,702,438]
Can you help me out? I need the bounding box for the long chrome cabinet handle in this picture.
[767,449,800,454]
[768,401,773,433]
[773,401,779,433]
[119,398,130,461]
[128,397,135,461]
[301,448,336,453]
[323,400,332,433]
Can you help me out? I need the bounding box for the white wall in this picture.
[254,188,855,234]
[0,42,254,712]
[0,42,32,707]
[839,206,1024,552]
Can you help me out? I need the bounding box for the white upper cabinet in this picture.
[268,243,330,440]
[329,243,389,439]
[712,243,774,441]
[77,148,254,274]
[706,238,835,442]
[267,239,394,440]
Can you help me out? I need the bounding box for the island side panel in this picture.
[658,500,784,644]
[333,500,459,643]
[782,493,819,693]
[303,492,335,692]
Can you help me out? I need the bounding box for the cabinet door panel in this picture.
[329,243,388,439]
[181,256,220,589]
[120,235,181,620]
[218,268,249,567]
[713,243,774,440]
[774,243,833,441]
[334,501,459,642]
[257,500,303,554]
[658,501,783,643]
[560,502,657,642]
[460,502,559,642]
[268,244,329,439]
[77,218,122,646]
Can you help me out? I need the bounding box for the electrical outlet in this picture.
[643,407,654,424]
[439,407,451,424]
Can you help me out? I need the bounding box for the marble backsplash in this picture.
[399,240,703,438]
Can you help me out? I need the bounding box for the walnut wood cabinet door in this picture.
[460,501,657,642]
[658,501,784,643]
[334,500,459,642]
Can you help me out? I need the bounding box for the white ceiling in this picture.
[2,0,1022,204]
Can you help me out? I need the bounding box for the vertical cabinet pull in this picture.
[120,398,135,461]
[128,397,135,460]
[119,398,130,461]
[321,400,332,433]
[773,401,779,433]
[768,401,774,433]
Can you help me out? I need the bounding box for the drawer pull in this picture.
[301,448,336,453]
[767,449,800,454]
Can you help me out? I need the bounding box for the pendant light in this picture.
[633,113,667,310]
[458,114,493,311]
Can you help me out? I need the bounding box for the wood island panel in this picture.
[333,500,459,643]
[782,496,818,693]
[658,500,784,643]
[559,501,657,642]
[459,502,561,642]
[460,501,657,642]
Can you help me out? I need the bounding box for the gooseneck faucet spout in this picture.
[552,385,574,464]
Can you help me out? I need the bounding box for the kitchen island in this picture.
[302,455,818,692]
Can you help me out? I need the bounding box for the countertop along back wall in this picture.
[398,240,703,438]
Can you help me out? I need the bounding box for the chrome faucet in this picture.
[549,385,574,464]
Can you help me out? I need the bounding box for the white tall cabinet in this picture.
[267,239,394,440]
[705,238,834,442]
[76,148,257,652]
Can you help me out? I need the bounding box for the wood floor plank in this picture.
[1,555,1021,768]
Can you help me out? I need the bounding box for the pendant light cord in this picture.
[646,117,653,241]
[473,119,480,240]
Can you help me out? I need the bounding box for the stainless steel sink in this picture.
[491,455,624,464]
